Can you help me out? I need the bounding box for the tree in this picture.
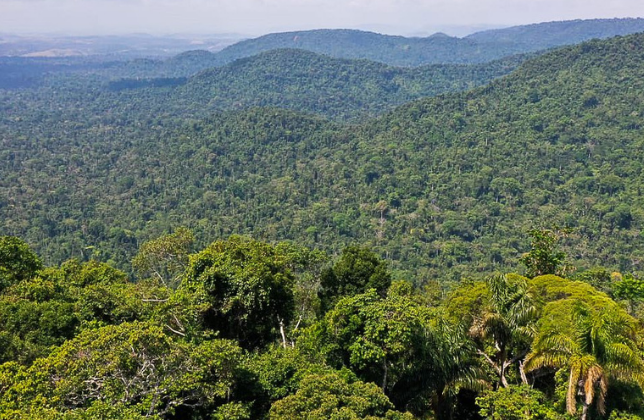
[132,227,194,288]
[0,236,42,294]
[612,274,644,316]
[318,246,391,313]
[243,345,332,418]
[311,284,482,418]
[0,322,244,418]
[268,372,414,420]
[477,384,564,420]
[274,241,329,344]
[319,288,430,394]
[469,274,537,388]
[181,236,295,349]
[525,301,644,420]
[520,228,570,278]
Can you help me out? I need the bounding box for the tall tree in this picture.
[525,301,644,420]
[470,274,537,388]
[318,246,391,313]
[181,236,295,349]
[520,228,570,278]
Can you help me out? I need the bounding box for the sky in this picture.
[1,0,643,37]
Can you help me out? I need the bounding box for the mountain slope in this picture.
[2,33,644,281]
[160,49,527,120]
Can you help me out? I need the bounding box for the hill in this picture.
[3,18,643,91]
[2,33,644,281]
[210,18,644,66]
[467,17,644,49]
[0,49,526,121]
[120,49,527,121]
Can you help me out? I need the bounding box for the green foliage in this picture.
[526,297,644,418]
[469,274,537,388]
[212,402,252,420]
[170,49,527,121]
[7,33,644,281]
[520,228,569,278]
[571,267,613,294]
[477,385,564,420]
[0,236,42,294]
[0,322,244,418]
[609,412,644,420]
[317,289,429,393]
[268,372,414,420]
[3,236,644,419]
[0,258,168,364]
[319,245,392,313]
[245,345,328,403]
[132,227,194,287]
[612,274,644,315]
[182,236,295,349]
[6,22,644,420]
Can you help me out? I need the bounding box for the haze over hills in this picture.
[2,16,644,90]
[0,33,244,58]
[2,32,644,281]
[208,17,644,66]
[1,16,642,103]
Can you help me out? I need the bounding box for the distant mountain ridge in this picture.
[3,18,644,90]
[205,18,644,67]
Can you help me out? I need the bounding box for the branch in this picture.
[477,349,502,375]
[165,324,186,337]
[508,349,529,366]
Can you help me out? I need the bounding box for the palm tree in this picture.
[525,301,644,420]
[470,274,537,388]
[390,314,486,420]
[429,317,488,420]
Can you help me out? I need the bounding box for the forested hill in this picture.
[123,49,527,121]
[466,17,644,49]
[3,18,643,90]
[210,18,644,66]
[2,33,644,281]
[0,49,527,123]
[348,32,644,278]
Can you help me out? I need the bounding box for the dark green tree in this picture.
[181,236,295,349]
[0,236,42,294]
[318,246,391,313]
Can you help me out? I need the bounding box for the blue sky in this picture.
[1,0,643,36]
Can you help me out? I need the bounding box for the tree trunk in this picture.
[500,361,510,388]
[581,401,589,420]
[382,357,388,392]
[519,360,529,385]
[278,317,287,349]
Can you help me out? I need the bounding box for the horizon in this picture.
[2,0,644,38]
[2,17,643,40]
